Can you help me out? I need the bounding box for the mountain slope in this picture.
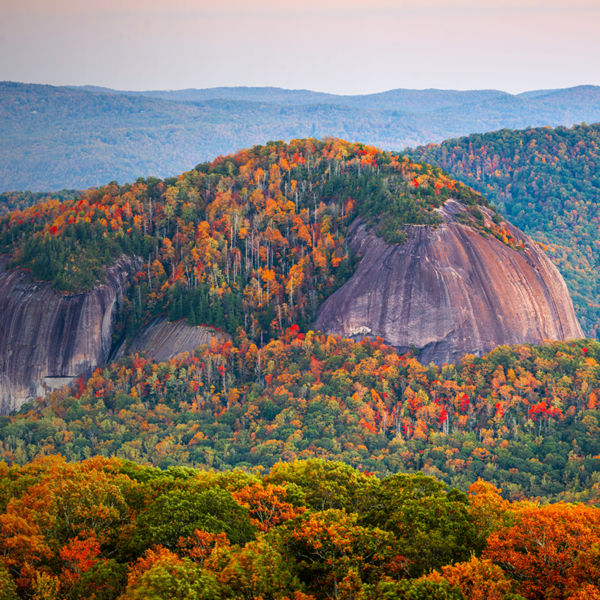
[0,139,582,412]
[407,122,600,336]
[3,81,600,192]
[2,332,599,503]
[0,139,490,411]
[315,201,582,364]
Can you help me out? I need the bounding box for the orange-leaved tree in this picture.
[484,502,600,600]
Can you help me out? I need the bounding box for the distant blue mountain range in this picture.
[1,81,600,191]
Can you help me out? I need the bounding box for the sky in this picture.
[1,0,599,94]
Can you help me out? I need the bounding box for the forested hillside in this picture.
[3,81,600,191]
[3,332,599,503]
[0,138,593,503]
[1,128,599,599]
[0,138,487,346]
[0,190,79,216]
[2,455,600,600]
[408,122,600,336]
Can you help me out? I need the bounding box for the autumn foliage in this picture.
[2,333,600,502]
[1,136,599,598]
[0,138,488,344]
[0,455,599,599]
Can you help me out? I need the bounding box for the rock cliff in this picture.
[0,256,138,414]
[315,200,583,365]
[115,317,228,363]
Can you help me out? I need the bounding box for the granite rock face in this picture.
[0,256,139,414]
[315,200,583,365]
[115,317,228,363]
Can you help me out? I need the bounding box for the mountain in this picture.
[0,139,581,412]
[315,201,581,365]
[2,140,600,600]
[72,84,511,111]
[72,84,341,105]
[2,81,600,192]
[407,122,600,337]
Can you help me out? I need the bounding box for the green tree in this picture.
[363,473,478,577]
[133,488,255,550]
[0,561,19,600]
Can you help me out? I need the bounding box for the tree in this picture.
[371,578,465,600]
[266,459,375,513]
[208,536,302,600]
[280,509,404,598]
[133,487,255,550]
[66,559,127,600]
[362,473,478,577]
[120,550,221,600]
[485,502,600,600]
[0,561,18,600]
[427,556,520,600]
[231,482,304,531]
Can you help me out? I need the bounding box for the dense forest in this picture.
[1,455,600,600]
[408,122,600,336]
[3,332,600,503]
[2,134,600,598]
[0,190,80,216]
[0,138,489,346]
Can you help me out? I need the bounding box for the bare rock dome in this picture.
[315,200,583,365]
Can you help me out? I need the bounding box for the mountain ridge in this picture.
[3,81,600,192]
[67,83,599,110]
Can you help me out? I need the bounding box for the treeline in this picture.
[2,455,600,599]
[408,122,600,336]
[3,331,600,502]
[0,189,79,216]
[0,139,492,345]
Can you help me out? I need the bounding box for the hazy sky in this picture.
[1,0,599,94]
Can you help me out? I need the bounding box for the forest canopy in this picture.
[2,332,599,504]
[1,455,600,600]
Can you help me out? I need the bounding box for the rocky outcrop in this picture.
[115,317,228,363]
[315,200,583,365]
[0,256,139,414]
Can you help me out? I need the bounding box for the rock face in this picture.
[115,317,228,363]
[0,256,138,414]
[315,200,583,365]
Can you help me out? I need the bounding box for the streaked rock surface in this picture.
[0,256,138,414]
[315,200,583,365]
[116,317,227,363]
